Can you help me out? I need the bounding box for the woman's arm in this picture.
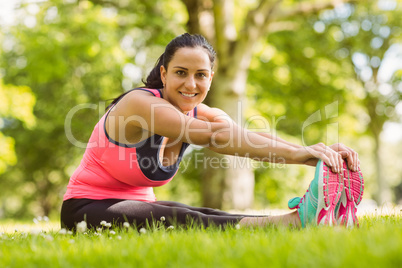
[195,104,345,173]
[112,92,343,173]
[196,103,360,172]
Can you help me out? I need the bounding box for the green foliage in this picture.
[0,0,184,218]
[248,2,402,205]
[0,80,36,174]
[1,214,402,267]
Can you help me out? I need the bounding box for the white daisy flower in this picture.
[30,229,41,236]
[44,235,54,241]
[76,221,87,233]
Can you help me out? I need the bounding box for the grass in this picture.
[1,213,402,268]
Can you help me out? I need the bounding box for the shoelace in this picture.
[295,189,309,209]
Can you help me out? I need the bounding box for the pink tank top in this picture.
[63,88,197,202]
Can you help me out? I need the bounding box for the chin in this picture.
[179,105,196,114]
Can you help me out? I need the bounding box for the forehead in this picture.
[170,47,212,69]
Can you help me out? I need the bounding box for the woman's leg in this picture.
[61,198,301,230]
[239,211,301,228]
[156,201,301,228]
[154,200,258,217]
[61,198,244,230]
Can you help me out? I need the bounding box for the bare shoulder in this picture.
[111,89,170,117]
[197,103,230,122]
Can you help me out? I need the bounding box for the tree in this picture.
[0,78,36,217]
[249,2,402,205]
[0,0,180,217]
[0,80,36,173]
[337,2,402,204]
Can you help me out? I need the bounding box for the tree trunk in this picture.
[374,133,390,205]
[202,59,255,210]
[365,92,390,205]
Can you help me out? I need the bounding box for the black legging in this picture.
[61,199,259,230]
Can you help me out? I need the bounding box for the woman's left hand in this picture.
[329,143,360,172]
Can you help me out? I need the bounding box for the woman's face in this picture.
[160,47,214,114]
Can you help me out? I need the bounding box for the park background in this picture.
[0,0,402,221]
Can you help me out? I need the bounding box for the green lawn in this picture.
[1,214,402,268]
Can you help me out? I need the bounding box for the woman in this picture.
[61,33,363,230]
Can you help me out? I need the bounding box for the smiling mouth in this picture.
[179,91,198,97]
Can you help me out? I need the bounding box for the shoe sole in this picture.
[341,161,364,227]
[316,160,344,226]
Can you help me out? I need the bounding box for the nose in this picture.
[184,76,196,90]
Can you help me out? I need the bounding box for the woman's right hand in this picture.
[293,143,343,174]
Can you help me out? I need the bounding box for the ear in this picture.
[160,65,167,86]
[208,71,214,91]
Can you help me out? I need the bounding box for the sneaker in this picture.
[288,159,343,228]
[336,161,364,228]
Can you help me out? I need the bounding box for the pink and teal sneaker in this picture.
[288,160,343,228]
[336,161,364,228]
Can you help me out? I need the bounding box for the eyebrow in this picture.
[172,66,210,72]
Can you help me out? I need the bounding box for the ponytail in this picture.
[106,53,164,110]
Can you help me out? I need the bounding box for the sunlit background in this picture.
[1,0,402,219]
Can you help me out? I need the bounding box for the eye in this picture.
[197,73,207,78]
[176,70,186,76]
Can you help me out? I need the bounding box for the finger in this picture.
[335,151,343,174]
[335,144,361,172]
[354,152,359,172]
[331,143,352,168]
[311,143,341,173]
[341,145,357,171]
[337,153,343,174]
[325,147,341,173]
[323,155,336,172]
[314,150,333,171]
[329,146,342,173]
[339,151,349,159]
[337,148,343,173]
[347,148,358,172]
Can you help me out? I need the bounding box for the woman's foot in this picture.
[335,161,364,228]
[288,160,344,228]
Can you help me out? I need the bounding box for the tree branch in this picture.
[269,0,359,21]
[224,0,281,78]
[228,0,359,78]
